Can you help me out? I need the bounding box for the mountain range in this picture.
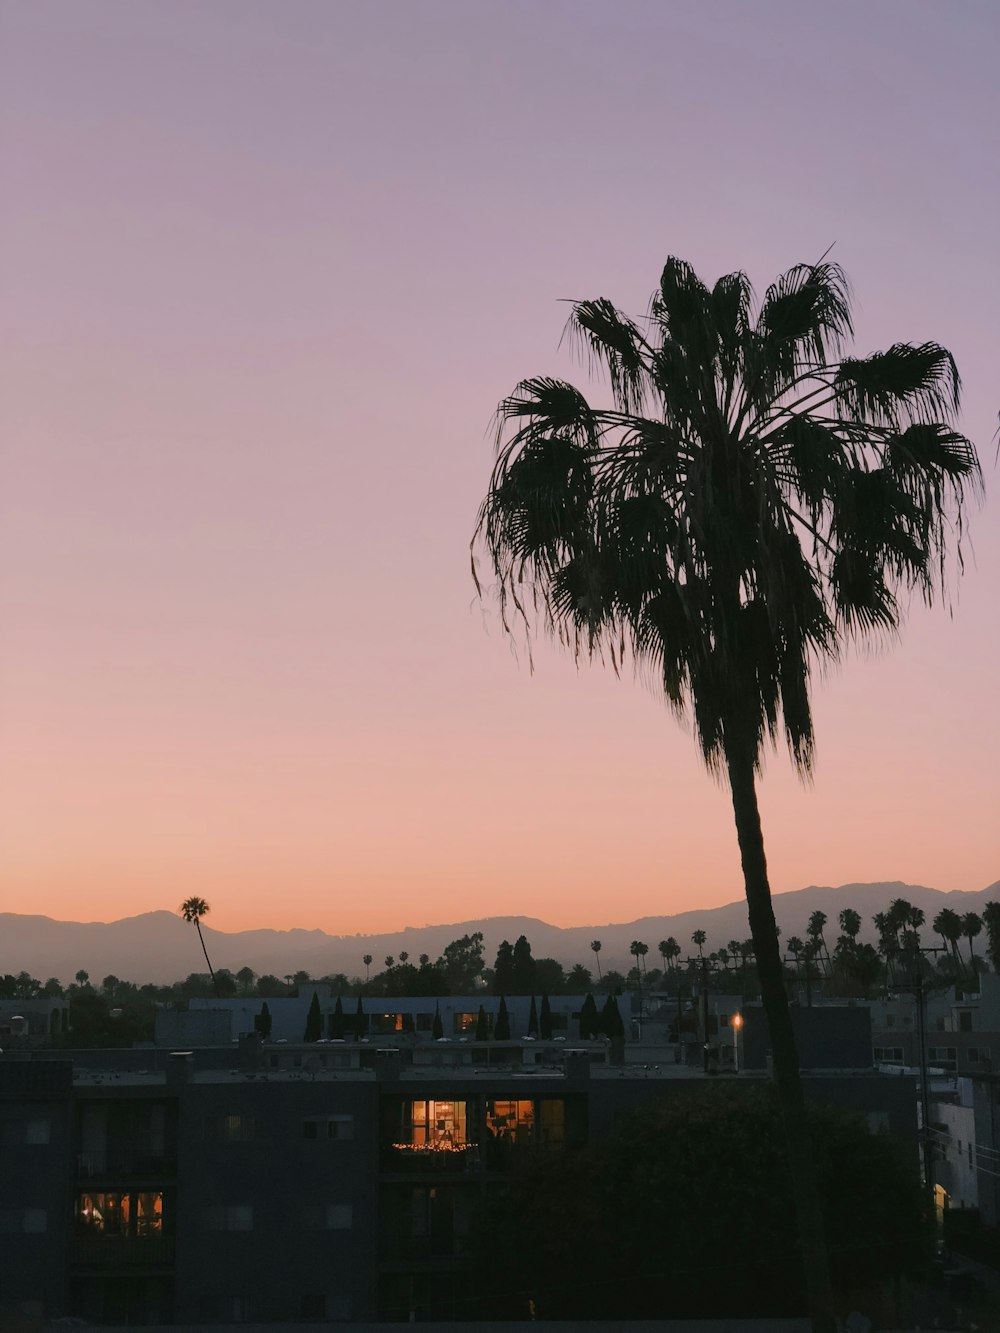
[2,880,998,986]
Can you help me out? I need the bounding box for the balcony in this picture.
[76,1142,175,1179]
[380,1143,480,1175]
[71,1236,175,1268]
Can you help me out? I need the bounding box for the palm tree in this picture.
[838,909,861,943]
[983,902,1000,974]
[475,254,980,1331]
[179,897,218,997]
[691,929,706,959]
[961,912,982,974]
[807,911,830,978]
[590,940,603,981]
[932,908,964,970]
[362,954,373,984]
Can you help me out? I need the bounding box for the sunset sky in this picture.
[2,0,997,936]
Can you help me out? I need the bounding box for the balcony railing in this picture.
[76,1145,175,1178]
[380,1142,480,1174]
[71,1236,175,1267]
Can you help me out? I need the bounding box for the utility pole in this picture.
[886,943,945,1219]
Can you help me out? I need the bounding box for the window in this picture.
[929,1047,957,1065]
[0,1209,47,1234]
[301,1294,351,1321]
[76,1193,163,1237]
[874,1047,904,1062]
[959,1010,973,1032]
[303,1114,353,1141]
[204,1114,255,1142]
[201,1296,253,1322]
[326,1204,353,1230]
[0,1118,50,1146]
[406,1100,468,1148]
[205,1204,253,1232]
[968,1047,989,1064]
[539,1099,565,1147]
[885,1014,895,1028]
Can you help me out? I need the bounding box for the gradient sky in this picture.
[2,0,997,936]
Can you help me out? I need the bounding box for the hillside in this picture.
[1,879,997,985]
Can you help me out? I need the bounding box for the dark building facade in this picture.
[0,1040,916,1325]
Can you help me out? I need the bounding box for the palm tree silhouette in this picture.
[962,912,982,974]
[362,955,373,985]
[590,940,602,981]
[933,908,964,971]
[179,897,218,997]
[691,930,706,959]
[475,254,980,1330]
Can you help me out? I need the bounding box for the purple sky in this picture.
[2,0,997,935]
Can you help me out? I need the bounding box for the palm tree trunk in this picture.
[196,921,219,997]
[727,747,836,1333]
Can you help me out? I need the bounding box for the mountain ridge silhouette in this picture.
[3,879,996,985]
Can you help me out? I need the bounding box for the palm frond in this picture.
[835,342,961,426]
[564,298,649,414]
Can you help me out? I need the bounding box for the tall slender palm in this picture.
[475,254,980,1330]
[961,912,982,974]
[807,911,831,978]
[982,902,1000,974]
[179,897,218,997]
[590,939,603,981]
[691,929,706,959]
[362,954,373,984]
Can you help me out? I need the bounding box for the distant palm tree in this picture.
[179,897,218,997]
[660,936,681,983]
[362,954,373,984]
[590,940,603,981]
[932,908,963,969]
[398,951,409,965]
[838,909,861,942]
[962,913,982,973]
[983,902,1000,974]
[691,930,706,959]
[807,911,830,977]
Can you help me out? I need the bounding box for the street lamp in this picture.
[732,1011,742,1073]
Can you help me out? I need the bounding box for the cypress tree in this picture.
[493,940,515,995]
[304,991,322,1042]
[540,993,553,1040]
[254,1000,272,1039]
[495,995,511,1040]
[354,995,365,1038]
[579,993,598,1039]
[512,935,536,994]
[475,1004,489,1041]
[601,993,624,1039]
[528,995,539,1036]
[432,1002,444,1040]
[330,994,345,1040]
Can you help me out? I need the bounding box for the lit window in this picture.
[76,1192,163,1237]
